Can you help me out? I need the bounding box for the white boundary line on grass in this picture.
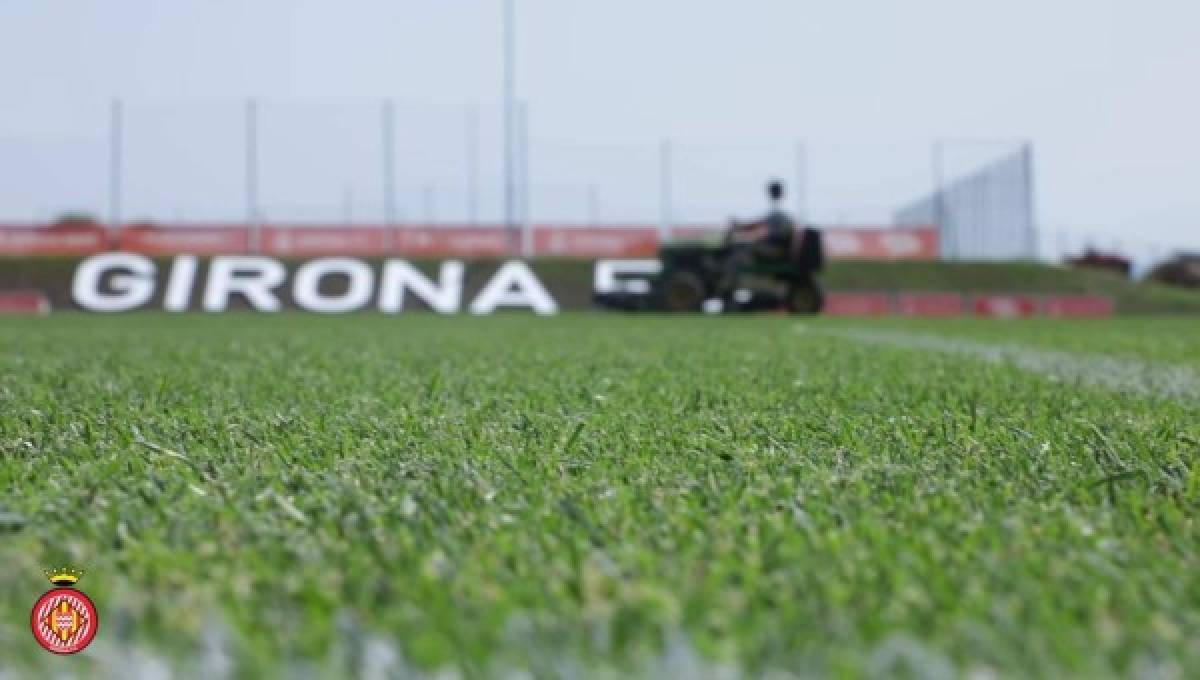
[817,327,1200,403]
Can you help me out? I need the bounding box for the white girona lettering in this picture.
[378,260,464,314]
[70,255,561,314]
[593,259,661,295]
[164,255,198,312]
[293,258,374,313]
[203,256,287,312]
[469,261,558,315]
[72,252,157,312]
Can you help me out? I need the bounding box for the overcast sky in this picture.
[1,0,1197,254]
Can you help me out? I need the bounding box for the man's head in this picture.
[767,179,785,203]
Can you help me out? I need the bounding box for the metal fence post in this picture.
[467,105,479,226]
[659,138,673,242]
[245,98,260,254]
[382,98,396,250]
[932,139,950,260]
[108,98,123,247]
[502,0,517,254]
[518,101,532,257]
[1022,142,1037,259]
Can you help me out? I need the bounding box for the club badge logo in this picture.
[30,567,99,655]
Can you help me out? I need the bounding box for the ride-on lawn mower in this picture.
[595,226,825,314]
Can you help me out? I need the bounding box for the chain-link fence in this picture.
[6,99,1191,275]
[2,98,944,230]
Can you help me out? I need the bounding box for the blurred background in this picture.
[1,0,1197,275]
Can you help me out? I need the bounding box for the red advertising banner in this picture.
[824,292,891,316]
[0,226,107,255]
[1042,296,1114,318]
[973,295,1038,318]
[0,290,50,315]
[534,227,659,258]
[394,227,513,257]
[120,225,249,255]
[262,226,390,256]
[896,293,965,317]
[0,223,938,260]
[823,227,940,260]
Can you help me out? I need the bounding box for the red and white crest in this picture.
[31,587,99,655]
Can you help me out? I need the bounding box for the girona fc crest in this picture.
[31,567,98,655]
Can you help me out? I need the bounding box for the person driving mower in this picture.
[722,179,797,291]
[591,178,824,314]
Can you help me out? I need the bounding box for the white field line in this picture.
[818,327,1200,403]
[0,626,987,680]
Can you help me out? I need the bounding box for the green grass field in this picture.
[2,314,1199,678]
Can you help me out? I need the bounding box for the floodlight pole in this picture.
[502,0,517,253]
[108,98,123,246]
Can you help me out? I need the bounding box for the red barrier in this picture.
[120,225,249,255]
[823,227,940,260]
[1,223,939,259]
[262,226,390,256]
[0,290,50,315]
[116,225,515,258]
[534,227,659,258]
[0,226,106,255]
[896,293,965,317]
[824,292,891,316]
[1042,296,1114,318]
[395,227,513,257]
[262,225,659,258]
[974,295,1038,318]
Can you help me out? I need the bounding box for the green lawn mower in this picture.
[595,227,825,314]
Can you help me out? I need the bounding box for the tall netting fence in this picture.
[895,142,1036,260]
[5,102,1187,273]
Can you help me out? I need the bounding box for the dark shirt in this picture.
[763,209,796,247]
